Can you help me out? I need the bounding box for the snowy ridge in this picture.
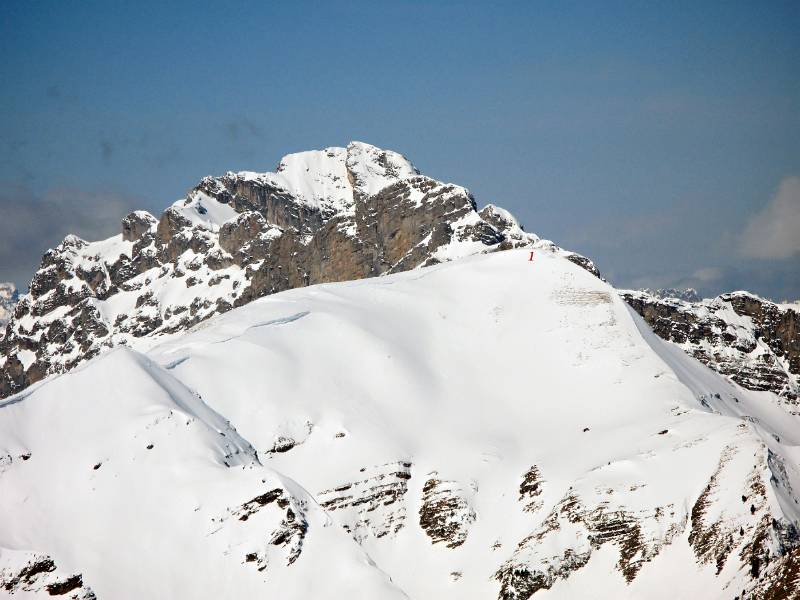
[1,249,798,598]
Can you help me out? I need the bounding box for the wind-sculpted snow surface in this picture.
[1,249,798,598]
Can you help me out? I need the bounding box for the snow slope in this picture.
[1,248,798,598]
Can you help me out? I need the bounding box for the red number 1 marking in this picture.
[528,251,534,262]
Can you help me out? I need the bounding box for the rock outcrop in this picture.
[622,289,800,409]
[0,550,96,599]
[496,426,798,600]
[418,473,477,548]
[318,460,412,543]
[0,282,17,332]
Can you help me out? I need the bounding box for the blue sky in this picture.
[1,1,798,299]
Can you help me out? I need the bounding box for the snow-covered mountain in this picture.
[623,290,800,410]
[0,283,17,332]
[1,248,798,598]
[2,141,795,411]
[0,142,595,399]
[1,141,799,597]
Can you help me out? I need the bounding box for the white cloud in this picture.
[741,176,800,259]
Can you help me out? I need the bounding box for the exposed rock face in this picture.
[121,210,158,243]
[496,490,685,598]
[0,282,17,332]
[519,465,544,513]
[318,461,412,543]
[0,550,96,599]
[228,486,309,567]
[418,473,477,548]
[622,289,800,408]
[496,426,797,600]
[0,141,593,399]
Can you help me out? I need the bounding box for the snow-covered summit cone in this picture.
[1,142,582,398]
[1,249,798,598]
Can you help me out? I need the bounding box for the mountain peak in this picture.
[0,142,552,398]
[2,140,795,415]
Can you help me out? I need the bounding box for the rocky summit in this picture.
[0,142,594,398]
